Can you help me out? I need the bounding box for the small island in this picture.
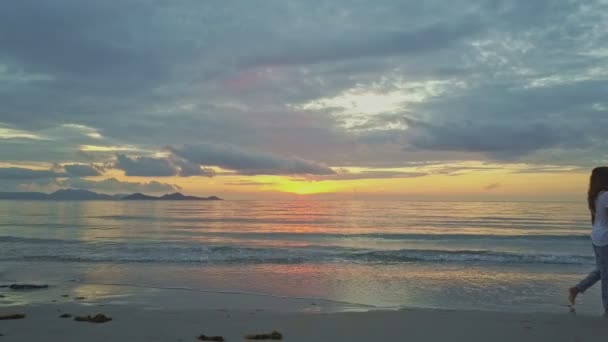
[122,192,222,201]
[0,189,222,201]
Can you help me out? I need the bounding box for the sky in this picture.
[0,0,606,200]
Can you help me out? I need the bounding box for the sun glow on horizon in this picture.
[0,159,590,202]
[274,179,345,195]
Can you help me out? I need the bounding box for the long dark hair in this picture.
[588,167,608,224]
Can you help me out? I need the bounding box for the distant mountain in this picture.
[0,189,222,201]
[123,192,222,201]
[49,189,115,200]
[121,193,157,200]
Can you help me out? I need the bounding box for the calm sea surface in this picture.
[0,200,603,313]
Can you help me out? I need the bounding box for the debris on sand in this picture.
[61,295,69,298]
[74,314,112,323]
[6,284,49,291]
[59,313,72,318]
[197,334,225,341]
[0,314,26,320]
[244,330,283,340]
[75,297,86,300]
[0,295,5,298]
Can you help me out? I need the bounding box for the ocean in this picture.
[0,200,603,313]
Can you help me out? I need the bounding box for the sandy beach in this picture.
[1,290,606,342]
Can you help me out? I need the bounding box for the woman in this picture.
[569,167,608,313]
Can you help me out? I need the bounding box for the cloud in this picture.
[58,177,180,194]
[169,143,335,176]
[172,158,215,177]
[0,178,57,192]
[0,167,65,179]
[114,153,216,177]
[63,164,101,177]
[115,154,177,177]
[0,0,607,178]
[301,169,429,181]
[249,14,483,67]
[402,116,588,159]
[0,125,46,140]
[483,183,501,191]
[0,166,178,193]
[223,181,277,186]
[513,166,586,174]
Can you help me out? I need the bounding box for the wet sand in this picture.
[0,300,606,341]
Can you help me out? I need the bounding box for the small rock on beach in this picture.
[6,284,49,291]
[244,330,283,340]
[0,314,26,320]
[197,334,225,341]
[74,314,112,323]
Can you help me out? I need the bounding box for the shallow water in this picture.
[0,200,603,313]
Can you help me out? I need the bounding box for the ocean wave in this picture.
[0,236,83,244]
[352,249,593,265]
[0,238,594,266]
[1,233,590,245]
[85,215,588,230]
[89,215,337,225]
[344,233,590,242]
[136,231,592,243]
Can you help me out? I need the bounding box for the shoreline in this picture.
[1,276,607,341]
[1,260,604,315]
[1,278,597,316]
[1,301,606,342]
[0,281,375,314]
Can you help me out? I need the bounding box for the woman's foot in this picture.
[568,287,579,307]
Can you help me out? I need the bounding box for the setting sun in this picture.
[274,179,344,195]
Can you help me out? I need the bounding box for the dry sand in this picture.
[0,301,606,341]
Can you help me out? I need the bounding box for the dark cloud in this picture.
[249,14,483,67]
[115,154,177,177]
[0,165,178,194]
[402,116,589,159]
[114,153,216,177]
[0,167,65,179]
[58,178,179,194]
[63,164,101,177]
[169,143,335,176]
[0,0,607,176]
[172,159,215,177]
[0,178,57,192]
